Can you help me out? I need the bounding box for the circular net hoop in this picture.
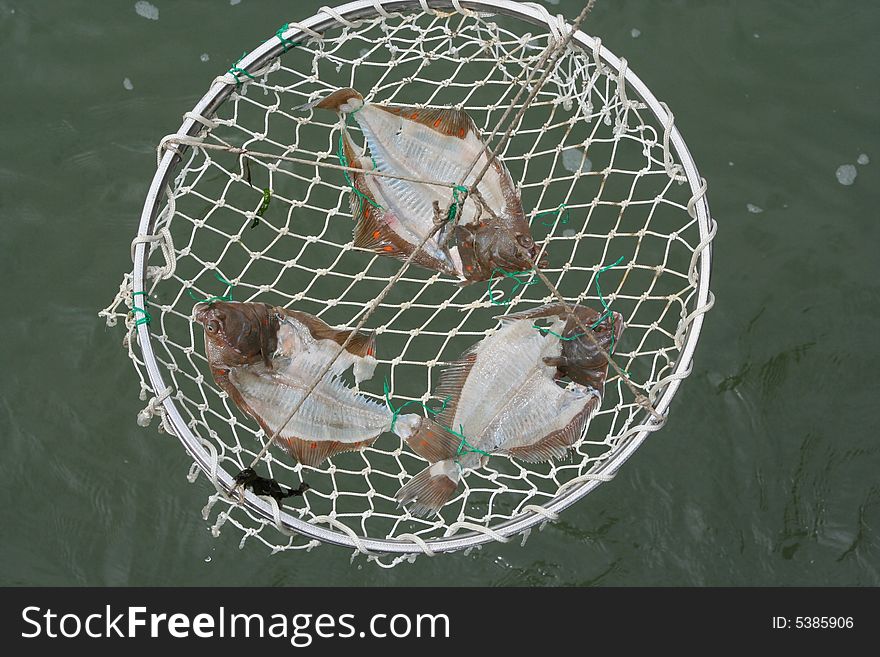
[101,0,715,567]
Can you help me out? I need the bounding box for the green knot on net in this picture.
[530,255,626,354]
[337,113,383,215]
[451,427,490,465]
[487,267,538,306]
[534,203,570,227]
[383,379,450,433]
[228,51,257,90]
[131,291,151,327]
[591,255,625,353]
[187,272,236,305]
[446,185,470,223]
[275,23,301,53]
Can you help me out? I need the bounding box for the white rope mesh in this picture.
[101,1,715,567]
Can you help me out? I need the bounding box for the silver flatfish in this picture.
[195,301,419,467]
[312,88,545,282]
[395,304,623,516]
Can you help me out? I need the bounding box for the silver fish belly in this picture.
[395,314,604,516]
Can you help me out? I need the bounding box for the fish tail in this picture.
[395,459,461,517]
[305,87,364,114]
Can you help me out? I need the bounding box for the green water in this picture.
[1,0,877,586]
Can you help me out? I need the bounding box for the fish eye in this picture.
[206,320,220,333]
[516,234,534,248]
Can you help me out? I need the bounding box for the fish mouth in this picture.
[193,302,212,325]
[532,243,549,269]
[610,311,626,345]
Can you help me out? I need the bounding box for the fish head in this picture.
[455,220,548,282]
[194,301,278,368]
[560,309,625,387]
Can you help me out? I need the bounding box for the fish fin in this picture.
[501,399,598,463]
[498,302,570,324]
[352,355,378,384]
[211,366,265,425]
[310,87,365,114]
[432,351,478,427]
[378,104,478,139]
[351,203,409,257]
[404,418,463,462]
[280,309,377,358]
[279,435,377,468]
[352,206,459,276]
[395,460,461,517]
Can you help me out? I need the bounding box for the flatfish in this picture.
[194,301,419,467]
[311,88,546,283]
[395,304,624,516]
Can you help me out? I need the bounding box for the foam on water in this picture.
[134,1,158,21]
[857,153,870,165]
[122,77,134,91]
[835,164,857,185]
[562,147,591,173]
[746,203,763,214]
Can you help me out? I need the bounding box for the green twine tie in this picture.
[383,379,450,432]
[337,112,382,216]
[275,24,300,53]
[228,52,256,90]
[590,255,625,352]
[131,291,151,326]
[187,272,236,304]
[533,324,585,341]
[446,185,469,223]
[530,255,626,353]
[454,430,490,459]
[535,203,570,227]
[487,267,538,306]
[383,381,487,465]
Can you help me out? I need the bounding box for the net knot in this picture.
[137,385,173,428]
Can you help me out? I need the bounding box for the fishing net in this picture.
[101,0,715,567]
